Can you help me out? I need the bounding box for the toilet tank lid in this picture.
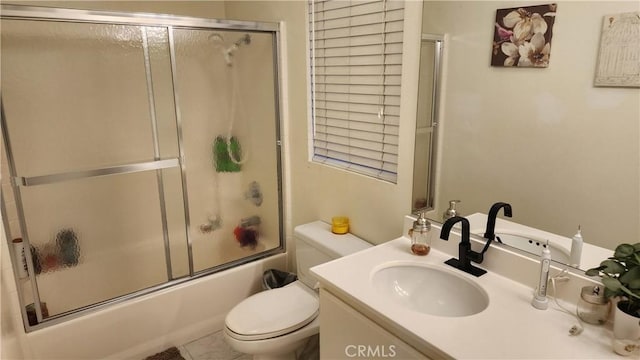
[293,221,372,258]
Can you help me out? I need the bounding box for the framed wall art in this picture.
[491,3,557,68]
[594,12,640,88]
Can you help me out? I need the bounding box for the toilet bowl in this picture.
[224,282,319,360]
[223,221,371,360]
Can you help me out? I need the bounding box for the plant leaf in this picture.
[614,244,635,258]
[604,287,618,299]
[602,277,623,292]
[585,267,604,277]
[629,278,640,290]
[619,284,640,300]
[632,252,640,266]
[601,260,625,275]
[620,266,640,285]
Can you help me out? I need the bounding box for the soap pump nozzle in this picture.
[443,200,461,221]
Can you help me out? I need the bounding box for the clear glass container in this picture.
[331,216,349,234]
[577,285,610,325]
[409,213,432,256]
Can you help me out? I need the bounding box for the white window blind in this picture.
[309,0,404,183]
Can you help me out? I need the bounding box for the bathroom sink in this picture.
[371,262,489,317]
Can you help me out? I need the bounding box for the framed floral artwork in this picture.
[491,4,557,67]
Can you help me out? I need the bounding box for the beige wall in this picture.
[423,1,640,249]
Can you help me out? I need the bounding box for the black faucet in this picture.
[484,202,513,241]
[440,216,487,277]
[480,201,510,247]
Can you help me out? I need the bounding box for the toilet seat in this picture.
[225,281,319,341]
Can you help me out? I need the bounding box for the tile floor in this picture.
[178,330,251,360]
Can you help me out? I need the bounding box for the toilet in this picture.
[223,221,372,360]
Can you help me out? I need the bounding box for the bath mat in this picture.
[144,347,185,360]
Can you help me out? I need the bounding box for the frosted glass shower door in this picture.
[1,19,188,318]
[173,29,282,272]
[1,6,283,329]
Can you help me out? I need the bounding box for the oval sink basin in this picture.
[371,263,489,317]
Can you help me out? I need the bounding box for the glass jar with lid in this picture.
[577,285,610,325]
[409,213,432,256]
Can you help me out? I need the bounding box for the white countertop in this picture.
[311,236,617,359]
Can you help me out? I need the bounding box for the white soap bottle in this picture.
[570,226,583,268]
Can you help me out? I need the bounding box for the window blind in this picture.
[309,0,404,183]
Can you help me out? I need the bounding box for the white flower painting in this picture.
[491,4,557,67]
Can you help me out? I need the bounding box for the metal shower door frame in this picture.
[0,4,285,331]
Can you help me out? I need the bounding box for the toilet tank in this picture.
[294,221,372,288]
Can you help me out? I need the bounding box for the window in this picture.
[308,0,404,183]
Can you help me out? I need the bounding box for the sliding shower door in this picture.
[173,28,282,272]
[0,5,283,331]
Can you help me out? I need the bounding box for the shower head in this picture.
[233,34,251,47]
[223,34,251,66]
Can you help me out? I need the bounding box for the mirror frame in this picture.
[412,33,444,213]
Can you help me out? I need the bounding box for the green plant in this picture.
[585,243,640,317]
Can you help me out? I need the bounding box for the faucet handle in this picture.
[470,233,496,264]
[468,251,484,264]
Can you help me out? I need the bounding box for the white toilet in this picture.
[223,221,371,360]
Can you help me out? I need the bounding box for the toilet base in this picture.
[252,351,296,360]
[225,334,304,360]
[250,335,318,360]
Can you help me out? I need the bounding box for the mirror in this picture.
[412,34,444,212]
[414,1,639,271]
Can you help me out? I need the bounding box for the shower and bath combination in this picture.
[0,4,283,333]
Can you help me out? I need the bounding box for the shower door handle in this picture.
[14,158,180,187]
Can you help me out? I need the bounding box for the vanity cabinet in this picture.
[319,289,429,360]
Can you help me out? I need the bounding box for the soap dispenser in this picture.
[409,213,432,256]
[442,200,461,221]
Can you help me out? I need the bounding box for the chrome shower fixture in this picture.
[223,34,251,66]
[244,181,263,207]
[234,34,252,47]
[199,214,222,234]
